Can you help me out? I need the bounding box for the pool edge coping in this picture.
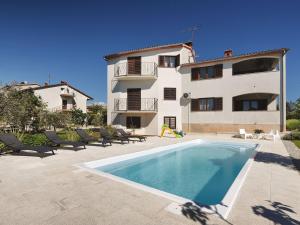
[75,138,260,220]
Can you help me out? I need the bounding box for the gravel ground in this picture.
[283,140,300,171]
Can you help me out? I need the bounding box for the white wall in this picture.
[107,46,194,135]
[180,55,282,126]
[34,85,89,113]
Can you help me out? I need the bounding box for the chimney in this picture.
[224,49,233,57]
[61,80,67,84]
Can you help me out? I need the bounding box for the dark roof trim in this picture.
[31,83,93,100]
[104,42,193,61]
[181,48,289,67]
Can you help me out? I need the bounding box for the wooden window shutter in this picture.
[175,54,180,67]
[191,99,199,111]
[164,88,176,100]
[215,64,223,77]
[127,57,141,74]
[214,98,223,110]
[159,56,164,67]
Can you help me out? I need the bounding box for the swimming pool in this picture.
[81,139,258,218]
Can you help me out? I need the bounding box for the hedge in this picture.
[286,119,300,131]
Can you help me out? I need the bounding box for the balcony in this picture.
[114,62,158,80]
[60,91,75,98]
[114,98,158,113]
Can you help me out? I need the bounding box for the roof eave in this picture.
[181,48,289,67]
[103,42,193,61]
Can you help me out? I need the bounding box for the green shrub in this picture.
[105,125,117,136]
[286,119,300,131]
[57,129,80,141]
[254,129,264,134]
[86,129,100,139]
[282,131,300,140]
[22,133,49,146]
[0,142,5,152]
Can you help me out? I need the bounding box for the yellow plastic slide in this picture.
[160,127,182,138]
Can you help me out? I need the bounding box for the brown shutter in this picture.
[164,88,176,100]
[159,56,164,67]
[214,98,223,111]
[127,57,141,74]
[215,64,223,78]
[191,99,199,111]
[175,54,180,67]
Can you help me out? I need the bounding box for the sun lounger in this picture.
[75,129,99,144]
[0,133,55,157]
[116,128,146,142]
[260,130,280,142]
[99,128,129,144]
[44,131,86,149]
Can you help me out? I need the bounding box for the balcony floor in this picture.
[114,75,157,81]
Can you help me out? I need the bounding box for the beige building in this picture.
[11,81,93,113]
[105,42,288,135]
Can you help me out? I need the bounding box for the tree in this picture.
[287,98,300,119]
[71,109,87,127]
[87,104,107,126]
[38,111,72,131]
[0,85,45,132]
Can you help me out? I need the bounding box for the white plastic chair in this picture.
[239,129,253,139]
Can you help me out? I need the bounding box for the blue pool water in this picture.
[96,141,257,205]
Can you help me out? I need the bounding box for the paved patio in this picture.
[0,134,299,225]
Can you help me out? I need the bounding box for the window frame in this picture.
[191,64,223,81]
[126,116,141,129]
[164,87,176,100]
[233,99,268,111]
[191,98,223,111]
[159,55,180,68]
[164,116,176,129]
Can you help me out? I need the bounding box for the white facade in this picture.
[13,82,92,113]
[106,43,194,135]
[34,84,91,113]
[106,43,287,135]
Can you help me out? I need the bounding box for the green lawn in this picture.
[292,140,300,149]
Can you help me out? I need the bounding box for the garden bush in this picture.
[286,119,300,131]
[57,129,80,141]
[22,133,49,146]
[282,131,300,140]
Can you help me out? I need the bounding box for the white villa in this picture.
[11,81,93,113]
[105,42,288,135]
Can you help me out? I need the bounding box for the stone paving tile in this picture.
[0,135,299,225]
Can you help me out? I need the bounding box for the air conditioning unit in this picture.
[183,92,191,99]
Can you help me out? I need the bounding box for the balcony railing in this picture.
[114,98,158,112]
[114,62,158,77]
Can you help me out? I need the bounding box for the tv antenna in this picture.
[181,25,201,44]
[48,73,51,84]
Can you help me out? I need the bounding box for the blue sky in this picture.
[0,0,299,103]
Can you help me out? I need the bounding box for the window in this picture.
[191,64,223,80]
[234,99,267,111]
[159,55,180,68]
[164,88,176,100]
[62,99,68,110]
[126,116,141,129]
[164,117,176,129]
[191,98,223,111]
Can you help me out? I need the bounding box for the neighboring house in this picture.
[105,42,288,135]
[11,81,93,113]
